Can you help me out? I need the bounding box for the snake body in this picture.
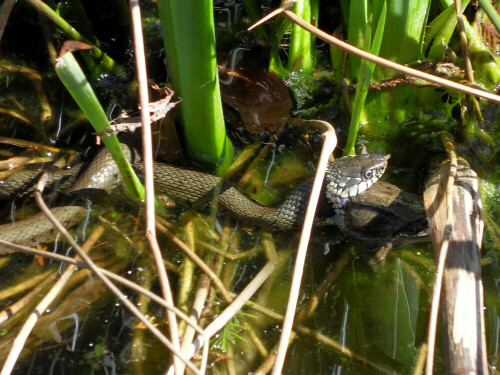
[0,148,387,253]
[147,153,387,229]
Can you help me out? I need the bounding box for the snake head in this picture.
[325,153,389,212]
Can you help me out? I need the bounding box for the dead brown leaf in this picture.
[220,65,292,133]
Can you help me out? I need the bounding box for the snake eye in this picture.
[364,170,373,179]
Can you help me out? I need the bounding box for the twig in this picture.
[454,0,484,122]
[224,143,260,179]
[177,219,214,375]
[0,239,206,337]
[0,64,52,123]
[131,266,152,373]
[181,274,212,375]
[202,260,277,342]
[242,297,391,375]
[177,218,197,317]
[236,121,287,189]
[243,321,269,358]
[413,343,427,375]
[455,0,474,84]
[0,272,56,327]
[250,8,500,104]
[166,259,277,375]
[203,223,233,311]
[199,241,261,260]
[251,249,350,373]
[128,0,182,372]
[0,269,54,303]
[425,134,458,375]
[156,216,233,303]
[297,249,351,321]
[247,0,297,31]
[30,175,200,373]
[272,119,337,375]
[1,225,104,375]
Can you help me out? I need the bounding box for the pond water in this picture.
[0,0,499,373]
[0,131,497,374]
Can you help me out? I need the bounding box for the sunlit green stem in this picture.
[373,0,430,80]
[344,1,387,156]
[157,1,234,170]
[25,0,122,75]
[287,0,319,73]
[55,52,144,200]
[347,0,372,79]
[269,17,291,77]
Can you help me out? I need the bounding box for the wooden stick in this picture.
[272,119,337,375]
[0,226,105,375]
[423,155,487,374]
[129,1,183,373]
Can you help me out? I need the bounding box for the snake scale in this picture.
[0,146,387,253]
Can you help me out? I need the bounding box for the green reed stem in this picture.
[157,1,234,171]
[344,1,387,156]
[55,52,144,200]
[25,0,122,76]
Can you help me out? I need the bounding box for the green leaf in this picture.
[425,0,470,60]
[55,52,144,200]
[344,0,387,155]
[373,0,431,80]
[347,0,372,78]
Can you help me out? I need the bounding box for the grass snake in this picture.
[0,146,387,253]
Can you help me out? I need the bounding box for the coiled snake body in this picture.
[0,147,387,253]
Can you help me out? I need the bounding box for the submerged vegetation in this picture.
[0,0,499,374]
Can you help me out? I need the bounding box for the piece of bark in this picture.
[423,159,488,375]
